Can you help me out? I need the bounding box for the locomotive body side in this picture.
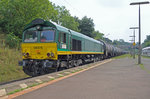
[19,18,105,76]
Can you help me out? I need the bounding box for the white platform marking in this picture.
[19,83,28,89]
[35,79,42,83]
[0,89,6,96]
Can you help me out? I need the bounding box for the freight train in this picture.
[19,18,124,76]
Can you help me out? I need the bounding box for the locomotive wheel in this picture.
[93,58,96,63]
[73,60,77,67]
[55,60,61,71]
[65,60,71,69]
[68,60,73,68]
[23,65,39,77]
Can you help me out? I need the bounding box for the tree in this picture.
[113,40,120,45]
[104,38,112,43]
[144,41,150,47]
[113,39,129,45]
[54,5,79,32]
[92,30,104,40]
[142,35,150,47]
[78,16,94,37]
[0,0,58,37]
[119,39,125,43]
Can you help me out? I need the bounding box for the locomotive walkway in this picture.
[2,57,150,99]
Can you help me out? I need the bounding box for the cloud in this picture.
[97,0,126,8]
[50,0,150,42]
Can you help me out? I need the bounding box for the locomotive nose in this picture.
[22,43,57,60]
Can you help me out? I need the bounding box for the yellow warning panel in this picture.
[133,42,136,46]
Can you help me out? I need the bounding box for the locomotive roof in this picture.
[24,18,103,44]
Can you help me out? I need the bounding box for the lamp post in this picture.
[130,1,149,64]
[129,39,134,57]
[129,27,139,59]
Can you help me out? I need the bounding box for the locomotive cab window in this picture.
[59,32,67,49]
[59,33,66,44]
[24,31,38,42]
[40,30,55,42]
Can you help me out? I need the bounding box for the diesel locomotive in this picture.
[19,18,123,76]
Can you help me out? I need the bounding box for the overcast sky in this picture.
[50,0,150,43]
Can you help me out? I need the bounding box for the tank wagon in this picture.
[100,40,123,58]
[19,18,105,76]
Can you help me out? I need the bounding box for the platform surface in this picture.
[14,57,150,99]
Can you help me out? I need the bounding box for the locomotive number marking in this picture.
[33,46,43,49]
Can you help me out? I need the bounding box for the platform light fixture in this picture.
[129,27,139,59]
[130,1,149,64]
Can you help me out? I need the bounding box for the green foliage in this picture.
[0,0,113,48]
[92,30,104,40]
[78,16,95,37]
[142,35,150,47]
[0,47,29,83]
[5,33,21,48]
[113,40,120,45]
[113,39,130,45]
[142,56,150,59]
[112,54,130,59]
[112,39,131,51]
[0,0,58,37]
[53,5,79,32]
[144,35,150,42]
[144,41,150,47]
[103,37,112,44]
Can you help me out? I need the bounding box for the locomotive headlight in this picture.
[26,53,29,56]
[47,52,54,57]
[36,25,40,30]
[23,52,30,57]
[51,52,54,57]
[47,53,50,57]
[36,25,42,31]
[23,53,29,56]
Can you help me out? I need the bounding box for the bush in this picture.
[5,33,21,49]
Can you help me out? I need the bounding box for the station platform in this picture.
[13,57,150,99]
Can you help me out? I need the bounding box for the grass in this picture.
[0,33,29,83]
[50,78,55,80]
[7,88,25,95]
[112,54,131,59]
[142,56,150,59]
[139,64,150,74]
[0,47,29,83]
[7,83,40,95]
[139,64,145,70]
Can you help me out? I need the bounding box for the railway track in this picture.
[0,77,33,86]
[0,69,58,86]
[0,61,94,86]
